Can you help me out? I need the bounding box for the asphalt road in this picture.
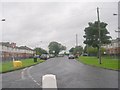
[2,56,118,88]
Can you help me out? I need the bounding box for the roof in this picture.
[0,42,11,47]
[111,38,120,43]
[0,42,34,51]
[19,46,34,51]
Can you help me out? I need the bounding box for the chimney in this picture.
[11,43,16,48]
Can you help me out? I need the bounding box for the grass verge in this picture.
[77,56,120,70]
[0,58,45,73]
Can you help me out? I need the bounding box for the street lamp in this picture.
[113,13,118,15]
[113,13,120,34]
[1,18,5,21]
[35,41,43,55]
[115,30,120,33]
[113,13,119,59]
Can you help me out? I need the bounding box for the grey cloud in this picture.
[2,2,118,50]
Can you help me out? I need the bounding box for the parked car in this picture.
[40,54,48,60]
[57,54,64,57]
[34,55,39,58]
[47,54,50,59]
[49,54,55,58]
[68,54,75,59]
[82,53,88,56]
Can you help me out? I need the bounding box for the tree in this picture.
[83,45,87,53]
[34,47,47,56]
[48,41,66,56]
[88,47,106,56]
[69,46,83,55]
[73,46,83,55]
[69,47,75,54]
[83,21,111,55]
[87,46,98,56]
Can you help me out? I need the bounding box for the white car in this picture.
[68,54,75,59]
[47,54,50,59]
[40,54,48,60]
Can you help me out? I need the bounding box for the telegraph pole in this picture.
[97,7,101,64]
[76,34,78,47]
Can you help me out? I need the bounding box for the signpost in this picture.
[11,43,22,68]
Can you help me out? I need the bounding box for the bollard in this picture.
[42,74,57,90]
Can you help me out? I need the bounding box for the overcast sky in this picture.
[1,1,118,51]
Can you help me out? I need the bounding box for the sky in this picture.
[1,1,119,51]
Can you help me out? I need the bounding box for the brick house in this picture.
[0,42,35,61]
[102,38,120,56]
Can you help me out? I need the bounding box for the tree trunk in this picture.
[97,46,99,58]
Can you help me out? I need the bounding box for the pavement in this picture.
[2,56,118,88]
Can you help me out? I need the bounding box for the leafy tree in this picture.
[69,46,83,55]
[83,45,87,53]
[69,47,75,54]
[83,21,111,55]
[48,41,66,56]
[101,47,106,55]
[83,45,106,56]
[64,51,69,55]
[34,47,47,56]
[87,46,98,56]
[73,46,83,55]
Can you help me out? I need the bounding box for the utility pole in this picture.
[76,34,78,47]
[97,7,101,64]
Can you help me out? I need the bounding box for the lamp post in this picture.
[11,43,16,62]
[1,18,5,21]
[35,41,42,55]
[113,13,120,58]
[113,13,118,16]
[2,19,14,61]
[113,13,120,33]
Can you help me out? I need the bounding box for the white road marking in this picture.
[33,80,37,82]
[27,66,41,87]
[21,68,28,79]
[36,83,40,86]
[31,77,34,80]
[42,74,57,89]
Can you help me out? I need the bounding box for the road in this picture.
[2,56,118,88]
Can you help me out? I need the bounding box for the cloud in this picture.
[2,2,118,50]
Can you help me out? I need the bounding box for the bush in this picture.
[87,46,106,56]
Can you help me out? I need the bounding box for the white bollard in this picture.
[42,74,57,90]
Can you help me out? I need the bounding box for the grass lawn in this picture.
[78,56,120,70]
[0,58,45,73]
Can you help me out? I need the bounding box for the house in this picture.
[0,42,35,61]
[102,38,120,56]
